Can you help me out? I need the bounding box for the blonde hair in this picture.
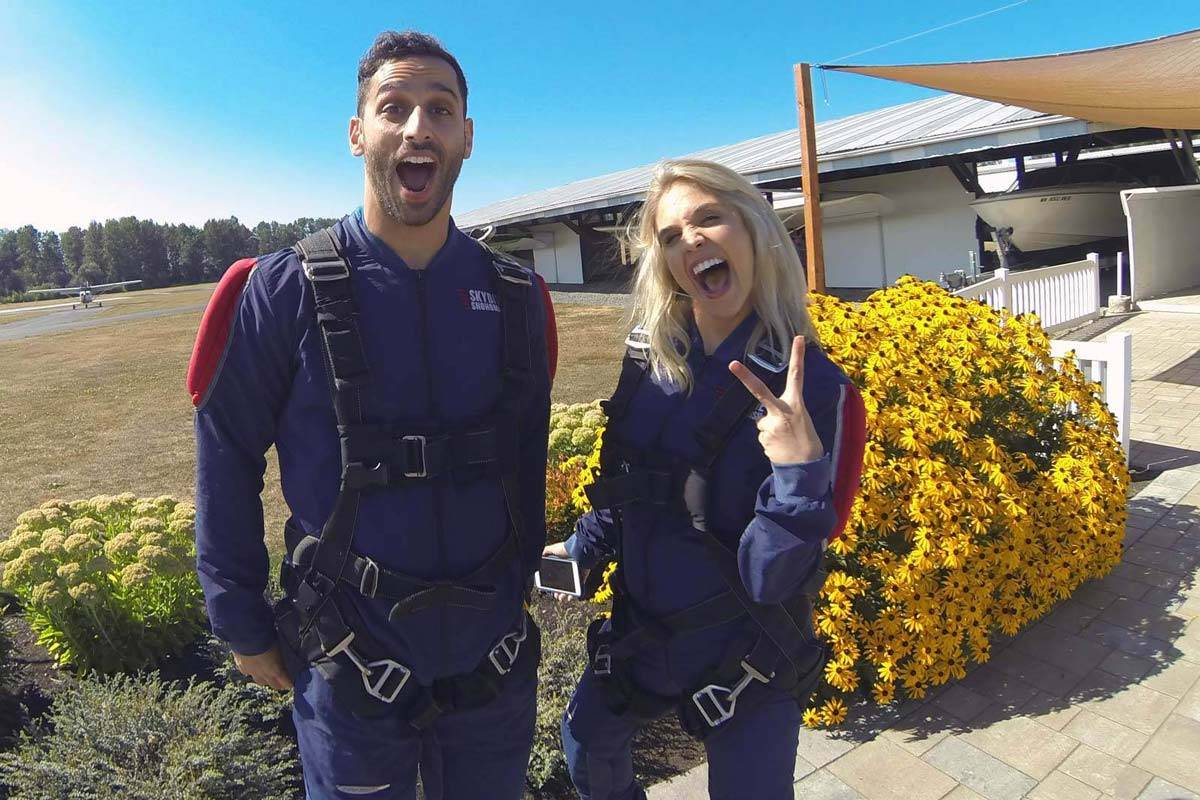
[625,158,819,392]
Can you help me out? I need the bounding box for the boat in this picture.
[970,182,1130,251]
[772,191,895,229]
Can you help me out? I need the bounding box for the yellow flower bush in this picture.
[568,278,1127,724]
[802,278,1127,723]
[1,494,205,672]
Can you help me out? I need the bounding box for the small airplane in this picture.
[25,280,143,310]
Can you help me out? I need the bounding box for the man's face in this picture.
[350,56,473,227]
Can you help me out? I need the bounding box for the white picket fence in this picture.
[950,253,1129,462]
[955,254,1101,333]
[1049,332,1133,465]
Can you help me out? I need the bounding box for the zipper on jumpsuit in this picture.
[415,270,448,674]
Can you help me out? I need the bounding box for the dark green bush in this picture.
[0,672,300,799]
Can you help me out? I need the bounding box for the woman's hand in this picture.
[728,335,823,465]
[542,541,569,558]
[540,541,578,602]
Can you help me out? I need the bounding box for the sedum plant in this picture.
[0,494,205,672]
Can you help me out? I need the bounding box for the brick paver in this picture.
[647,311,1200,800]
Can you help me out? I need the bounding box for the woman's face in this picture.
[654,180,755,329]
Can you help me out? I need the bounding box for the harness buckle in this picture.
[360,658,411,703]
[747,339,788,374]
[359,557,380,598]
[488,615,528,676]
[593,643,612,677]
[493,260,533,286]
[401,435,428,478]
[690,659,773,729]
[324,630,411,704]
[303,257,350,282]
[344,461,389,490]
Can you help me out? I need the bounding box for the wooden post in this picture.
[794,63,825,293]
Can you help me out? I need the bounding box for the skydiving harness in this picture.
[583,329,829,739]
[273,228,537,726]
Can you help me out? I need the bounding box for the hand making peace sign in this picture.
[728,335,825,465]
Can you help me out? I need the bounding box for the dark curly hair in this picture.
[356,30,468,116]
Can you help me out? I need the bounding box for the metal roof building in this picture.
[458,93,1128,231]
[460,92,1159,288]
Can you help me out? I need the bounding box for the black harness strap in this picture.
[293,229,368,624]
[489,256,534,567]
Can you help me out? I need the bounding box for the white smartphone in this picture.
[535,555,582,598]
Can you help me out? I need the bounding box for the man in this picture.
[187,30,555,800]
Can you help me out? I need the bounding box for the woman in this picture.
[544,159,865,800]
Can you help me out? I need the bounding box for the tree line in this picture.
[0,216,340,300]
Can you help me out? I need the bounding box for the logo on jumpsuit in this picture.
[458,288,501,313]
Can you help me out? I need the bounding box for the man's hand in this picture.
[233,644,294,691]
[729,335,823,465]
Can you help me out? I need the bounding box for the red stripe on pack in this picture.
[829,383,867,540]
[186,258,257,407]
[536,273,558,384]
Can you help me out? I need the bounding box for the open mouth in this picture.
[396,154,438,194]
[691,257,731,298]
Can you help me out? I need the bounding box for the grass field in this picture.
[0,288,625,557]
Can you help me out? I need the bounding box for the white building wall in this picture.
[530,223,584,285]
[823,167,979,287]
[823,216,887,288]
[1122,185,1200,302]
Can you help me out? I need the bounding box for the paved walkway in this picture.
[650,311,1200,800]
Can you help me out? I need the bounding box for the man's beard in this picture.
[365,144,464,227]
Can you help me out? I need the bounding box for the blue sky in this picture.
[1,0,1194,231]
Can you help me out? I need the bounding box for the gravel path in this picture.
[547,280,631,308]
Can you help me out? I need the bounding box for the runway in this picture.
[0,301,207,343]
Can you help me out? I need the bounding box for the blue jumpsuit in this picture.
[191,212,551,800]
[562,314,856,800]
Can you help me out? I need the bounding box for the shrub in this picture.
[527,596,594,796]
[572,280,1128,726]
[549,401,605,460]
[0,495,205,672]
[799,279,1128,725]
[546,455,588,545]
[0,672,299,799]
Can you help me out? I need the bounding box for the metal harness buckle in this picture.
[325,631,411,703]
[488,615,528,675]
[493,260,532,286]
[593,643,612,676]
[690,659,773,728]
[747,340,788,374]
[359,557,380,598]
[401,435,427,478]
[303,257,350,282]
